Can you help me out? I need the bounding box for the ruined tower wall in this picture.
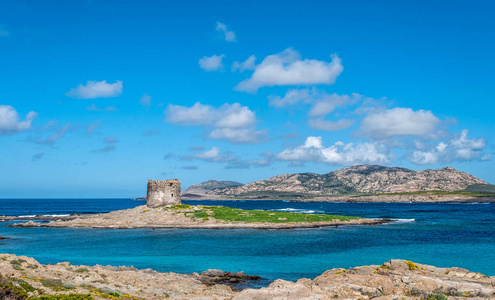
[146,179,181,208]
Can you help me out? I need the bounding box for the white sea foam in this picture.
[271,208,320,214]
[393,218,415,223]
[18,214,70,218]
[43,214,70,217]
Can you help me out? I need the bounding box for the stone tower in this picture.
[146,179,181,208]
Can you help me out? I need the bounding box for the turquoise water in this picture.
[0,199,494,286]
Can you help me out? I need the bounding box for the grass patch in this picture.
[181,205,361,223]
[18,279,35,292]
[74,268,89,273]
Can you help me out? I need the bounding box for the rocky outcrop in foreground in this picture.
[1,254,493,299]
[186,165,488,199]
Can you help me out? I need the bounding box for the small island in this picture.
[10,204,388,229]
[9,179,388,229]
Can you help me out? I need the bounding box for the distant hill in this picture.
[464,183,495,193]
[192,165,487,199]
[182,180,244,198]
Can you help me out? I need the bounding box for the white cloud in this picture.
[409,130,487,164]
[166,102,217,126]
[309,93,362,117]
[216,22,236,42]
[308,119,354,131]
[194,147,235,162]
[360,108,441,139]
[215,103,256,128]
[0,105,37,135]
[270,89,361,116]
[269,88,312,108]
[235,48,343,92]
[86,104,117,112]
[277,136,389,166]
[166,102,264,144]
[195,147,220,159]
[139,94,152,106]
[199,54,225,72]
[66,80,123,99]
[209,128,266,144]
[232,55,256,72]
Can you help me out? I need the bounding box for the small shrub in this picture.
[421,293,448,300]
[444,287,462,297]
[62,283,76,289]
[408,287,423,296]
[100,288,121,297]
[403,261,421,270]
[74,268,89,273]
[27,264,39,269]
[10,260,21,266]
[42,279,63,288]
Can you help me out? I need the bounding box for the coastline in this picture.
[6,205,390,229]
[182,193,495,203]
[1,253,493,299]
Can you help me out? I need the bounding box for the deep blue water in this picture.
[0,199,494,286]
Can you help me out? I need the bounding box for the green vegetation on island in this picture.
[167,204,361,223]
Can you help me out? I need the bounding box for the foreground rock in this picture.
[8,205,387,229]
[235,260,495,299]
[0,253,237,299]
[1,254,493,299]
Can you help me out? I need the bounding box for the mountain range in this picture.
[182,165,494,200]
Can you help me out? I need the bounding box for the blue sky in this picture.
[1,0,495,197]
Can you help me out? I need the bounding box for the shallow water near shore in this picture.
[0,199,494,287]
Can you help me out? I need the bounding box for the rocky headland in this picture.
[1,254,493,299]
[7,204,388,229]
[182,165,495,202]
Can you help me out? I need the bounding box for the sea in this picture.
[0,198,494,287]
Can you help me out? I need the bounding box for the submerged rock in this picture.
[200,269,261,285]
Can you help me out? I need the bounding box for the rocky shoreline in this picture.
[0,253,493,299]
[182,193,495,203]
[6,205,389,229]
[298,194,495,203]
